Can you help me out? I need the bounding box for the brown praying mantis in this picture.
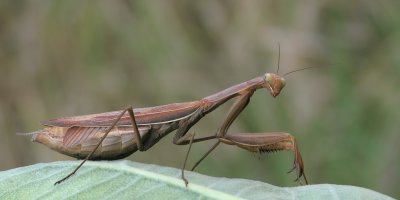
[23,56,312,186]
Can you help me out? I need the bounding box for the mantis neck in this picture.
[202,76,265,106]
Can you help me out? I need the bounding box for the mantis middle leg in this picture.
[190,91,253,171]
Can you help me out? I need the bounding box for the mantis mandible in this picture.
[24,50,311,185]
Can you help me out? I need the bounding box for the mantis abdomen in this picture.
[32,126,151,160]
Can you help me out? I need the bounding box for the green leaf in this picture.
[0,160,394,200]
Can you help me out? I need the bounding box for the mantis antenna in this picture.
[275,43,317,77]
[277,42,281,74]
[283,66,318,77]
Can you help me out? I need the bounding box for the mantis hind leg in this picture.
[54,106,143,185]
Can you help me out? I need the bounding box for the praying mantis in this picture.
[24,53,311,186]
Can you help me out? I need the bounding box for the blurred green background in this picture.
[1,0,399,198]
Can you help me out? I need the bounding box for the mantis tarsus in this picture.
[24,62,310,186]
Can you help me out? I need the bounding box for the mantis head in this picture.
[264,73,286,98]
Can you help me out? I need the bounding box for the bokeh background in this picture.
[1,1,399,198]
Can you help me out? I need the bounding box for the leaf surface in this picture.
[0,160,394,200]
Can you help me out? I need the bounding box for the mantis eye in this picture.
[264,73,272,81]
